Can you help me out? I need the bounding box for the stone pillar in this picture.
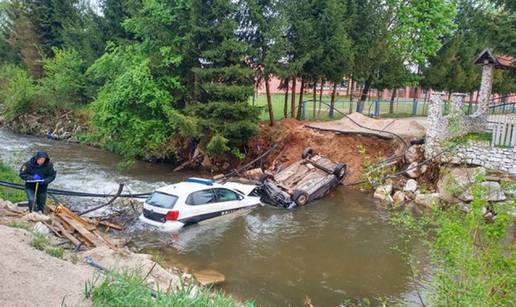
[425,92,445,158]
[450,93,465,117]
[476,63,494,117]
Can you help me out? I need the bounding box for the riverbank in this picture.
[0,110,400,185]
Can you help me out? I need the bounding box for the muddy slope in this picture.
[249,119,398,185]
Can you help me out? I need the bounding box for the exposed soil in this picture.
[248,119,398,185]
[0,225,94,307]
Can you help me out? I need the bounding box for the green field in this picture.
[250,94,431,121]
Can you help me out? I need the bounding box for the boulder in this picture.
[193,270,225,286]
[201,155,212,168]
[373,184,393,203]
[414,193,440,209]
[406,162,421,178]
[392,191,406,203]
[32,222,50,236]
[437,167,486,203]
[243,168,263,180]
[405,145,422,163]
[459,181,506,202]
[403,179,418,192]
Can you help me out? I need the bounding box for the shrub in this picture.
[39,48,86,109]
[30,232,49,251]
[206,134,230,155]
[0,64,37,120]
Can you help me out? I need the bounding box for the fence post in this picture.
[412,98,418,116]
[301,100,306,120]
[374,99,380,117]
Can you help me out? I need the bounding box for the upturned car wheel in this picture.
[292,190,309,206]
[333,163,347,179]
[301,147,315,159]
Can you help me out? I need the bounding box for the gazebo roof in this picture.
[474,48,515,69]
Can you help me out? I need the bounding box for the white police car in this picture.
[139,178,261,232]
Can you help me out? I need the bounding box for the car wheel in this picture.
[292,190,309,206]
[259,172,274,183]
[301,147,315,159]
[333,163,347,180]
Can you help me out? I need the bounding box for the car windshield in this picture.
[145,192,178,209]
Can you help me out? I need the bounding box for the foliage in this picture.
[30,232,50,251]
[0,64,37,121]
[86,271,252,307]
[0,161,26,203]
[7,220,31,230]
[357,145,392,189]
[187,102,261,152]
[45,246,64,258]
[39,48,86,108]
[206,134,230,155]
[390,181,516,306]
[89,45,195,159]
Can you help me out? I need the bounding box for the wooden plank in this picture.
[97,220,122,231]
[51,218,83,247]
[511,124,516,147]
[56,212,105,247]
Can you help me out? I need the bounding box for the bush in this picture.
[39,48,86,109]
[206,134,230,155]
[0,64,37,120]
[88,46,197,159]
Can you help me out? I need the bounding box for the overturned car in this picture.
[257,148,347,209]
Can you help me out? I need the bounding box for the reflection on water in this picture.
[1,128,420,306]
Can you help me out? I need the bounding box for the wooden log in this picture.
[51,218,83,247]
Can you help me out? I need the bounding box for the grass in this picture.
[448,132,492,146]
[85,271,254,307]
[45,246,64,259]
[0,161,26,203]
[30,232,50,250]
[7,220,31,230]
[250,94,429,121]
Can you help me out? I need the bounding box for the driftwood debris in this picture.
[46,204,121,249]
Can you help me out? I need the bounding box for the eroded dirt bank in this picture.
[248,119,398,185]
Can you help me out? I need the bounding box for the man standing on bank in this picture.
[19,151,56,213]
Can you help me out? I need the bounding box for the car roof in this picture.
[154,179,228,197]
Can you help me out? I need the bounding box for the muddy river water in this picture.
[0,128,422,306]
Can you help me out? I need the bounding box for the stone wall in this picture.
[442,141,516,175]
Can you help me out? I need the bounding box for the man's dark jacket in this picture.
[19,151,57,190]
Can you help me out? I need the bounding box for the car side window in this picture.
[214,188,239,202]
[186,189,216,205]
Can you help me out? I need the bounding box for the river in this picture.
[0,128,422,306]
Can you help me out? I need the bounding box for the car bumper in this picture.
[139,215,185,232]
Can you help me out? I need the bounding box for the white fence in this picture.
[491,119,516,147]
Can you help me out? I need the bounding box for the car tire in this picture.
[259,172,274,183]
[301,147,315,159]
[333,163,347,180]
[292,190,309,206]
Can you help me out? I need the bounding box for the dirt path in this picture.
[306,112,427,141]
[0,225,94,307]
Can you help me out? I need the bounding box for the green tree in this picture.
[186,0,259,156]
[87,0,196,160]
[240,0,287,126]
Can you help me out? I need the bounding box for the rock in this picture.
[437,167,486,203]
[403,179,418,192]
[373,184,393,203]
[201,155,212,168]
[0,199,17,210]
[193,270,225,286]
[32,222,50,236]
[405,145,421,163]
[243,168,263,180]
[414,193,440,209]
[392,191,406,203]
[23,212,51,222]
[420,164,428,175]
[459,181,506,202]
[406,162,421,178]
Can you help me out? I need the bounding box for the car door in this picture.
[212,188,243,213]
[184,189,218,223]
